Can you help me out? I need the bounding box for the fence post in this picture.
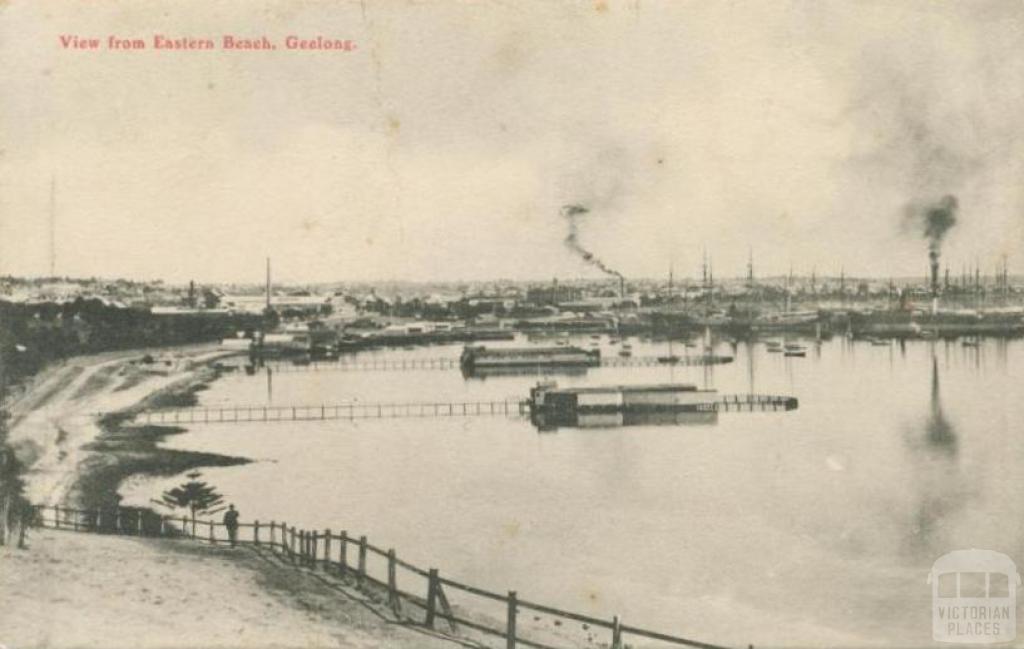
[184,516,191,540]
[254,520,260,546]
[339,531,348,576]
[612,615,623,649]
[358,535,368,586]
[209,520,215,544]
[269,521,275,548]
[506,590,517,649]
[289,526,296,562]
[323,529,331,570]
[425,568,439,629]
[299,530,306,565]
[387,549,403,617]
[115,507,122,534]
[73,507,80,532]
[311,531,319,569]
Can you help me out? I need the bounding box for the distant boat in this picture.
[962,339,980,348]
[619,349,632,358]
[766,341,783,353]
[784,345,807,357]
[609,338,620,345]
[870,338,890,346]
[657,355,681,364]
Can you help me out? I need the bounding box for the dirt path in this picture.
[0,528,465,649]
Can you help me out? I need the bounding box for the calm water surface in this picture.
[122,335,1024,647]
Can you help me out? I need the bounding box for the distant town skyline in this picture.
[2,1,1023,284]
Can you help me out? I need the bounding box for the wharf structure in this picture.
[460,345,601,371]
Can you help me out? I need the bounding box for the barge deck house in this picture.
[528,382,719,430]
[460,345,601,373]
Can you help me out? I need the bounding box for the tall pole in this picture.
[266,257,271,310]
[49,175,56,277]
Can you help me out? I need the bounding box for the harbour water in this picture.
[121,335,1024,647]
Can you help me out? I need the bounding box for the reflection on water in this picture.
[904,356,966,558]
[924,357,957,455]
[532,409,718,431]
[120,335,1024,648]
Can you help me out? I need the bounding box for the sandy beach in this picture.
[1,347,468,649]
[6,345,239,507]
[0,527,461,649]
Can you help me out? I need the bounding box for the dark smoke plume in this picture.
[904,194,959,275]
[561,204,623,279]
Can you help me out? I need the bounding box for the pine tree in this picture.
[160,471,225,529]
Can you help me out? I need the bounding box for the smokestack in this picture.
[49,175,57,277]
[906,195,957,300]
[266,257,271,310]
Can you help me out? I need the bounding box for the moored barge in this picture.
[460,345,601,370]
[529,382,718,414]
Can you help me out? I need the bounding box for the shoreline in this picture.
[72,363,253,510]
[6,344,248,508]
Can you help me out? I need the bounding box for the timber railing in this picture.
[34,503,737,649]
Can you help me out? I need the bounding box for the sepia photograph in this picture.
[2,1,1023,648]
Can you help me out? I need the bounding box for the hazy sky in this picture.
[2,0,1023,284]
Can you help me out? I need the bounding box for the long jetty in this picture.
[129,393,796,425]
[257,354,735,374]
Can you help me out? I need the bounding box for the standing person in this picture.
[223,504,239,547]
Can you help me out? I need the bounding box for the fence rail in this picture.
[33,503,738,649]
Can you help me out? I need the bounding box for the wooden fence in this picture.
[34,503,737,649]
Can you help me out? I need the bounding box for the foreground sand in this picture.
[2,348,469,649]
[0,528,464,649]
